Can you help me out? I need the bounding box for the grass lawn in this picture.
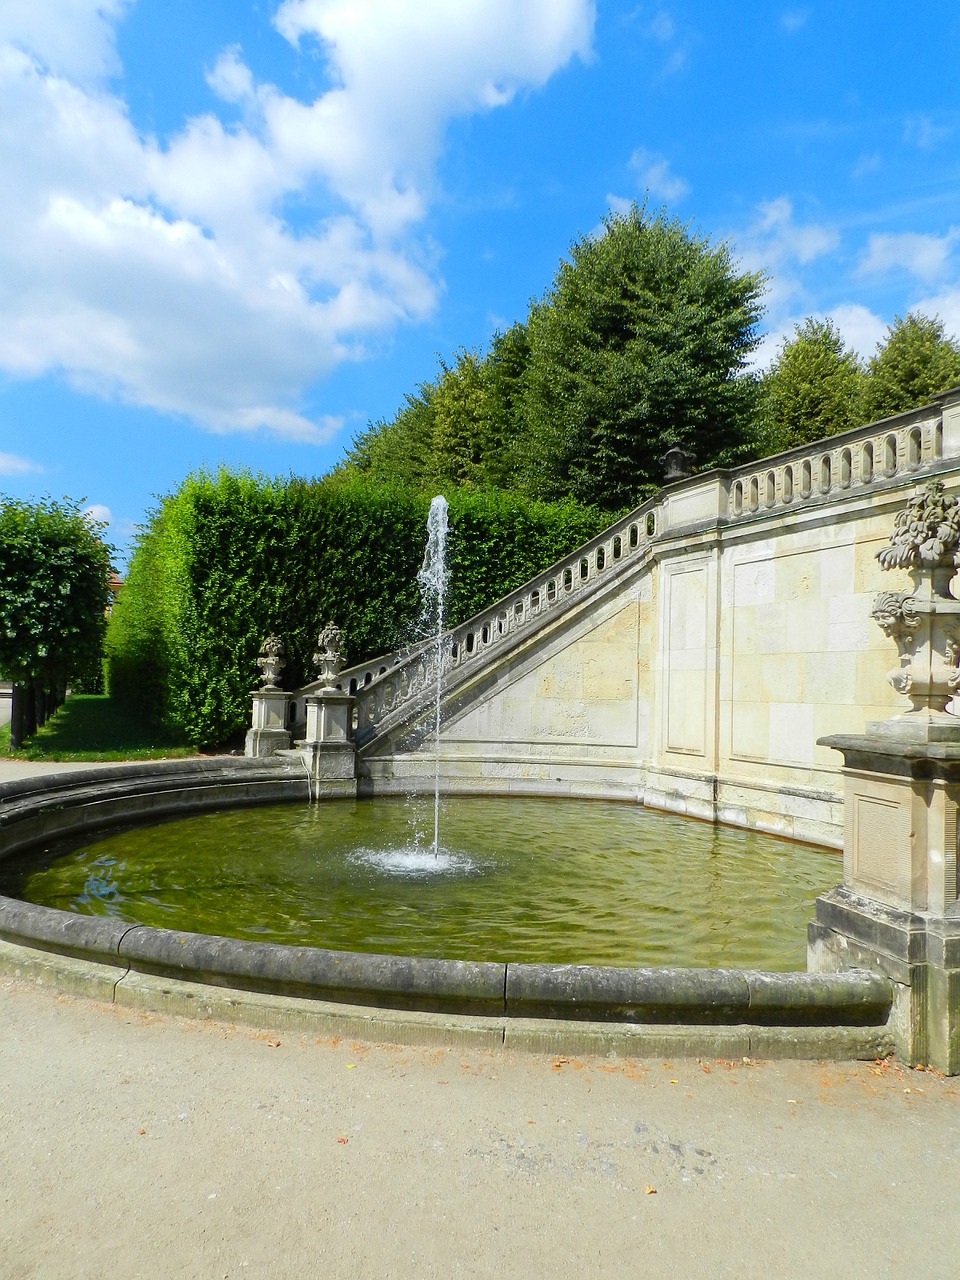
[0,694,198,762]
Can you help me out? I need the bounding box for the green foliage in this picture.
[864,313,960,421]
[521,205,765,508]
[106,470,605,749]
[760,318,865,450]
[0,496,112,690]
[344,325,532,493]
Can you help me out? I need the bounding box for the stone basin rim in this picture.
[0,757,894,1038]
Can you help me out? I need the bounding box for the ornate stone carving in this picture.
[256,633,286,691]
[877,479,960,572]
[872,481,960,738]
[313,621,345,688]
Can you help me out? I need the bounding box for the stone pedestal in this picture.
[809,734,960,1073]
[298,691,356,782]
[244,690,293,757]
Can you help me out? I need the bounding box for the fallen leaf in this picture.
[137,1128,146,1136]
[346,1064,357,1069]
[337,1137,349,1144]
[669,1079,679,1085]
[645,1186,657,1195]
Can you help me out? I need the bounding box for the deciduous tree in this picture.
[0,497,112,748]
[760,318,865,451]
[521,205,765,508]
[864,313,960,421]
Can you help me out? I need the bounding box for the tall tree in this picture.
[520,205,765,509]
[864,312,960,421]
[0,497,112,748]
[344,329,532,493]
[760,318,865,451]
[344,383,438,488]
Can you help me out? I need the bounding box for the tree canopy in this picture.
[520,206,765,508]
[760,318,865,451]
[0,497,112,744]
[344,206,960,501]
[344,324,531,493]
[863,313,960,422]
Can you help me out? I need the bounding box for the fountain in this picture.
[0,481,914,1061]
[416,495,449,856]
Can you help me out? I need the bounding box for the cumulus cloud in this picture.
[0,451,43,475]
[750,303,886,372]
[83,502,112,525]
[858,229,960,283]
[911,287,960,345]
[628,148,689,203]
[735,197,839,322]
[733,198,844,369]
[0,0,595,439]
[827,303,887,360]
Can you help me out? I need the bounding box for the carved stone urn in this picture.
[256,633,286,691]
[313,621,345,690]
[869,479,960,741]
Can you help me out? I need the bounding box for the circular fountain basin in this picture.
[0,759,894,1057]
[2,794,838,971]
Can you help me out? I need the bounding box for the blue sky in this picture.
[1,1,959,564]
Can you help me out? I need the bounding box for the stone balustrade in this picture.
[727,405,947,523]
[335,499,661,743]
[298,390,960,748]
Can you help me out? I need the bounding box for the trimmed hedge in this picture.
[106,471,607,748]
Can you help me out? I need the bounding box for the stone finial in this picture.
[313,621,345,688]
[871,481,960,738]
[256,633,286,690]
[659,444,697,483]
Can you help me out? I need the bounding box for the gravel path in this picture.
[1,976,958,1279]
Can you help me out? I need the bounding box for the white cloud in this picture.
[629,148,689,203]
[0,0,131,81]
[851,152,881,180]
[911,288,960,346]
[0,1,595,439]
[904,114,951,151]
[83,503,112,525]
[827,303,887,360]
[858,229,960,283]
[734,198,844,369]
[605,193,633,217]
[780,9,809,33]
[647,11,675,41]
[750,303,885,372]
[0,450,43,475]
[747,197,839,265]
[735,197,839,322]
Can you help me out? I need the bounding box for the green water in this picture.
[0,796,841,970]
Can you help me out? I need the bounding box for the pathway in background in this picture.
[0,975,957,1278]
[0,758,130,783]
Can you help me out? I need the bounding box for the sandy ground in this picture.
[0,976,957,1280]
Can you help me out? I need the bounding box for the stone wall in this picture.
[351,391,960,847]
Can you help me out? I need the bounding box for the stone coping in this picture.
[0,761,894,1048]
